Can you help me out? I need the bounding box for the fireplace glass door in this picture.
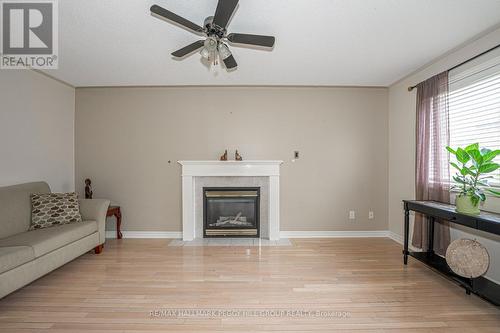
[203,188,260,237]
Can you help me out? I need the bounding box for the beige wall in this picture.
[0,70,75,192]
[75,86,388,232]
[388,27,500,282]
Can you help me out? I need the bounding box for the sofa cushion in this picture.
[0,182,50,239]
[0,246,35,274]
[0,221,97,258]
[30,192,82,230]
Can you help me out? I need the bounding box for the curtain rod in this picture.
[407,43,500,92]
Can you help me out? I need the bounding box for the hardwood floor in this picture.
[0,238,499,332]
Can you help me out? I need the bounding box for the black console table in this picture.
[403,200,500,305]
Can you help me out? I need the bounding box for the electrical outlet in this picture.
[294,151,300,159]
[349,211,356,220]
[368,211,374,220]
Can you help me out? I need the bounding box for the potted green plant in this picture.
[446,143,500,215]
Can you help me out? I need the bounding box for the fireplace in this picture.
[203,187,260,237]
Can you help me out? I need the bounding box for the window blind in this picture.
[448,51,500,188]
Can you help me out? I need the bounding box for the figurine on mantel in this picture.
[220,150,228,161]
[84,178,93,199]
[235,150,243,161]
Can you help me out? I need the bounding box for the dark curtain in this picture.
[413,71,451,255]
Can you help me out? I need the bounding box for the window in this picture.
[448,50,500,188]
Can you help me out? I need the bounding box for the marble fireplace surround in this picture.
[178,161,283,241]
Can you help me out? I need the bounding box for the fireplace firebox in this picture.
[203,187,260,237]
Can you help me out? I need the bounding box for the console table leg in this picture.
[403,206,410,265]
[428,216,435,254]
[466,278,474,296]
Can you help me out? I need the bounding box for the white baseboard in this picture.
[107,230,390,239]
[388,231,403,244]
[484,275,500,285]
[280,230,389,238]
[106,231,182,239]
[106,230,392,238]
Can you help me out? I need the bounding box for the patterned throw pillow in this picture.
[30,193,82,230]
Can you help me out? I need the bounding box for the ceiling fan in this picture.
[150,0,275,70]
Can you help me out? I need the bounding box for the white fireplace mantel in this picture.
[178,160,283,241]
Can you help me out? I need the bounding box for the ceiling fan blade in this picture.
[213,0,239,30]
[150,5,204,34]
[227,33,275,47]
[223,54,238,69]
[171,40,205,58]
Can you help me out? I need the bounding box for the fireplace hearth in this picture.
[203,187,260,237]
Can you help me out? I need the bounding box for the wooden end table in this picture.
[106,205,122,239]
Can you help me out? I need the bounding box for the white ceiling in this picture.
[49,0,500,87]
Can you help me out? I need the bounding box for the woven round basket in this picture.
[445,238,490,278]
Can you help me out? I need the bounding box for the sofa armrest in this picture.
[79,199,110,245]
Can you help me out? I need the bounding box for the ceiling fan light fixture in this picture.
[204,37,218,52]
[218,43,231,60]
[151,1,275,69]
[200,47,210,59]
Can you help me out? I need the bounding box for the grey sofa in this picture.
[0,182,110,299]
